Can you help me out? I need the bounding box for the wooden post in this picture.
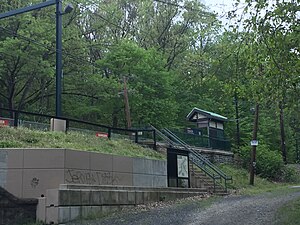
[250,104,259,185]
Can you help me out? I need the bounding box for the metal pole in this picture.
[0,0,56,19]
[56,0,63,117]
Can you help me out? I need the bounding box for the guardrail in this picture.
[169,129,231,151]
[161,128,232,192]
[0,107,156,150]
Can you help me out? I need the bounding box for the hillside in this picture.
[0,127,165,160]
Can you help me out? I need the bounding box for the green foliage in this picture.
[274,197,300,225]
[239,144,284,180]
[0,127,165,160]
[0,0,300,164]
[280,165,300,183]
[218,164,289,195]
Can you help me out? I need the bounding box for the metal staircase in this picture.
[151,125,232,192]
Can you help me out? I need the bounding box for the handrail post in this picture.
[135,130,138,143]
[108,128,111,139]
[65,119,69,133]
[213,175,216,193]
[13,111,19,128]
[153,129,157,150]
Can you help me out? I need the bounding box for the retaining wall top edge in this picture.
[0,148,166,161]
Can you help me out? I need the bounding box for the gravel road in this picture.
[69,188,300,225]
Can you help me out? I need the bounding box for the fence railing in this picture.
[0,107,156,150]
[170,129,231,151]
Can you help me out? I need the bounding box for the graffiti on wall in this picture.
[65,170,120,185]
[30,177,39,188]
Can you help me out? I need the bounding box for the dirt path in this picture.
[68,188,300,225]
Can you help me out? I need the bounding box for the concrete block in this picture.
[81,206,92,218]
[50,118,66,132]
[90,152,113,171]
[58,206,70,224]
[152,160,167,176]
[112,156,133,173]
[81,190,91,205]
[23,149,64,169]
[46,189,59,207]
[0,169,7,188]
[153,176,167,188]
[143,191,151,204]
[133,158,153,175]
[68,190,81,206]
[113,172,133,186]
[127,191,135,205]
[101,190,111,205]
[46,206,59,225]
[133,174,153,187]
[110,191,119,204]
[70,206,81,221]
[118,191,128,205]
[90,190,102,205]
[65,149,90,170]
[0,150,8,169]
[36,197,46,222]
[0,149,24,169]
[2,169,22,198]
[59,190,70,206]
[135,191,144,205]
[23,169,64,198]
[149,191,159,202]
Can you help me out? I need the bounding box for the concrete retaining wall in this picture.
[0,149,167,199]
[39,184,207,224]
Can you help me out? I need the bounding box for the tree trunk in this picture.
[279,101,287,164]
[234,92,240,150]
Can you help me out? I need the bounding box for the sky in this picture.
[203,0,247,26]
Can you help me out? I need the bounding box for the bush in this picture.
[280,165,300,183]
[239,144,284,180]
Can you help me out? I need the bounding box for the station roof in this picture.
[186,107,228,122]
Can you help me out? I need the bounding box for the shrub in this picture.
[280,165,300,183]
[239,144,284,180]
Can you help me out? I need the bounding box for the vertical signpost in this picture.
[250,104,259,185]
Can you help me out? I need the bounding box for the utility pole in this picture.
[123,77,132,129]
[234,92,240,150]
[250,103,259,185]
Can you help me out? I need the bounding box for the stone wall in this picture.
[0,186,37,225]
[196,149,234,164]
[0,149,167,199]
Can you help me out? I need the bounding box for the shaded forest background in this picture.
[0,0,299,163]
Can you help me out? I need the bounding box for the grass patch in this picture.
[274,196,300,225]
[218,164,293,195]
[0,127,165,160]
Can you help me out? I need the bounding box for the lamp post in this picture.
[0,0,73,117]
[56,0,63,117]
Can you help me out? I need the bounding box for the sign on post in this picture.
[251,140,258,146]
[0,119,9,127]
[96,132,108,138]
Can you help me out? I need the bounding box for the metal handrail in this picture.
[0,107,157,149]
[162,128,232,192]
